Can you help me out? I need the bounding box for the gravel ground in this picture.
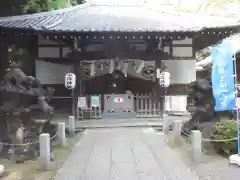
[166,134,240,180]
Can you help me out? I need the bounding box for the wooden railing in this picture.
[134,93,162,118]
[76,93,189,120]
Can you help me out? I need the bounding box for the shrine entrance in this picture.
[81,66,163,119]
[0,0,239,121]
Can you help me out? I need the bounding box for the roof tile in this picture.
[0,3,239,33]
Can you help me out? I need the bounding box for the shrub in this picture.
[211,120,238,156]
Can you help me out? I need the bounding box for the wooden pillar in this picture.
[71,39,78,117]
[25,35,37,76]
[71,38,85,117]
[78,63,84,96]
[72,60,78,117]
[0,34,9,81]
[154,51,168,118]
[155,59,163,118]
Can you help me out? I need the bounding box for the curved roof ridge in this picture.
[0,2,239,33]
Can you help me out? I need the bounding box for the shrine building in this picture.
[0,0,239,119]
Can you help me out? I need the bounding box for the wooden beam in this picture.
[68,50,169,61]
[166,84,188,95]
[193,35,229,51]
[26,35,38,76]
[0,35,8,81]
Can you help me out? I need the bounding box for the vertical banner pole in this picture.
[233,54,240,154]
[212,40,240,165]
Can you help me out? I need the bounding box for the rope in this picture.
[202,137,237,142]
[0,123,69,146]
[180,127,238,143]
[181,128,191,137]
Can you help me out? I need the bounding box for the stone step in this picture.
[75,120,163,129]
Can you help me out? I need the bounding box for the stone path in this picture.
[53,127,198,180]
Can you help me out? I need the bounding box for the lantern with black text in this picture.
[159,72,170,87]
[65,73,76,89]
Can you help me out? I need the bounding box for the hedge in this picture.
[211,120,238,156]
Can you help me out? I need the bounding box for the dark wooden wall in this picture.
[84,75,153,95]
[48,76,154,111]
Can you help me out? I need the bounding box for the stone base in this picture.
[229,154,240,166]
[103,112,137,119]
[0,165,4,176]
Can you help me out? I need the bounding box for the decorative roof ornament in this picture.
[142,66,154,79]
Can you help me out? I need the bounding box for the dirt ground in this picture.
[0,131,83,180]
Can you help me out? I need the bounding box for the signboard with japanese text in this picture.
[77,97,87,108]
[91,95,100,107]
[211,42,236,111]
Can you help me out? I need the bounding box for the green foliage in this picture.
[208,0,240,5]
[71,0,85,6]
[8,45,27,64]
[196,48,211,60]
[176,7,201,13]
[212,120,237,155]
[0,0,84,16]
[0,0,84,75]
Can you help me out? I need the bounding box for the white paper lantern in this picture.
[65,73,76,89]
[159,71,170,87]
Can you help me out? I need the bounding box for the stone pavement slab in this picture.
[53,127,198,180]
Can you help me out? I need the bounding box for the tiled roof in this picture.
[0,2,239,33]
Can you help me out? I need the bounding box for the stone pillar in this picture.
[68,116,75,136]
[172,120,183,145]
[39,133,51,169]
[191,130,202,163]
[57,123,66,147]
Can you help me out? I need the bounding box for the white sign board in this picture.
[77,97,87,108]
[91,95,100,107]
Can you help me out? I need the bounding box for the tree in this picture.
[0,0,84,16]
[208,0,240,5]
[71,0,85,6]
[0,0,84,79]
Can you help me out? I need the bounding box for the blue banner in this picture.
[211,41,236,111]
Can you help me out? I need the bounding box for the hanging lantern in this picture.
[65,73,76,89]
[159,71,170,87]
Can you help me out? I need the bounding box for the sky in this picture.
[86,0,240,16]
